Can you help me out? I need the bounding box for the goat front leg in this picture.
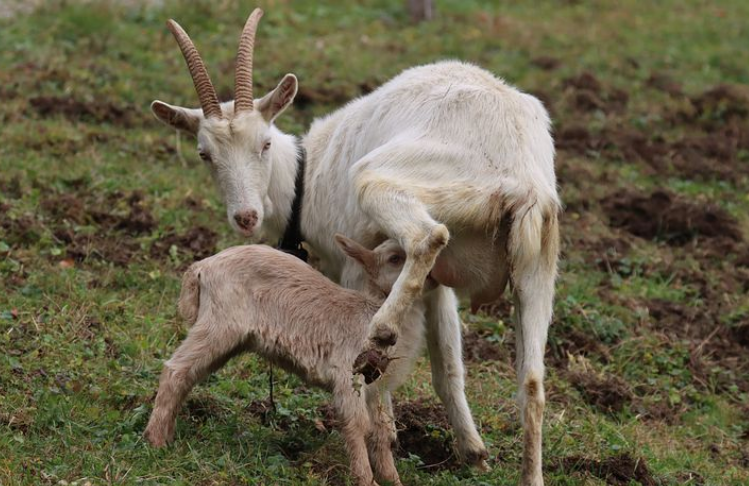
[353,168,449,355]
[425,286,489,470]
[144,322,242,447]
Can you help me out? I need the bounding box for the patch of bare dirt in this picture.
[602,189,742,246]
[644,298,749,394]
[645,72,684,97]
[150,226,218,266]
[687,84,749,127]
[38,189,157,266]
[553,453,657,486]
[0,176,24,199]
[531,56,561,71]
[462,329,508,363]
[29,95,137,127]
[566,368,633,414]
[394,398,456,470]
[562,72,629,114]
[182,395,227,424]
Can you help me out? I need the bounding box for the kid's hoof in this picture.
[353,348,391,384]
[464,447,490,471]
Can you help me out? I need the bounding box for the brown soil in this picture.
[553,453,657,485]
[687,84,749,127]
[645,72,684,97]
[0,176,24,199]
[29,95,136,127]
[393,398,456,470]
[182,395,227,424]
[531,56,561,71]
[602,189,742,246]
[562,72,628,113]
[566,369,633,414]
[644,298,749,394]
[462,329,508,363]
[150,226,219,266]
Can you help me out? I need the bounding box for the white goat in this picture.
[151,9,560,485]
[145,236,427,486]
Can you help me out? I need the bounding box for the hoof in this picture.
[463,447,490,470]
[372,327,398,347]
[144,427,169,448]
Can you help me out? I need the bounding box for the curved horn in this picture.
[166,19,223,119]
[234,8,264,114]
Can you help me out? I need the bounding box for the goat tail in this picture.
[507,188,560,285]
[177,263,201,326]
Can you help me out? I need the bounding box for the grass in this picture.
[1,0,749,484]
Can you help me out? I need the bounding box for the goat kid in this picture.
[144,236,430,486]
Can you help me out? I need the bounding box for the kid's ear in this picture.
[334,233,375,269]
[151,100,202,136]
[257,73,297,123]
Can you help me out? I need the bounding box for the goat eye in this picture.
[388,254,404,265]
[262,141,272,153]
[199,151,212,163]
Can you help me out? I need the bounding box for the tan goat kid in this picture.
[144,236,430,486]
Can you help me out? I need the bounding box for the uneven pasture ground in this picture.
[1,1,748,484]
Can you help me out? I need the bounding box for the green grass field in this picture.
[1,1,748,484]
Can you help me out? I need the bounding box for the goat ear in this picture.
[334,233,372,267]
[257,73,297,123]
[151,100,202,136]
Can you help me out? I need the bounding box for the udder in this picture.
[430,231,510,312]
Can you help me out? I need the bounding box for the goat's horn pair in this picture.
[166,8,263,119]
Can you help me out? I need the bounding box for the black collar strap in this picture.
[277,146,308,262]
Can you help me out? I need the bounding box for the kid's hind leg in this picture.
[144,320,243,446]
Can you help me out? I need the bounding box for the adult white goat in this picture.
[151,8,560,485]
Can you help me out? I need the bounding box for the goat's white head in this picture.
[151,9,297,239]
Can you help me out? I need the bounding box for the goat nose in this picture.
[233,210,258,232]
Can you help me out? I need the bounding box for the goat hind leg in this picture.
[514,266,555,486]
[354,168,449,349]
[144,323,241,447]
[335,381,379,486]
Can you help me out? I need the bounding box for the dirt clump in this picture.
[602,189,742,246]
[29,95,136,127]
[394,398,456,470]
[554,453,657,485]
